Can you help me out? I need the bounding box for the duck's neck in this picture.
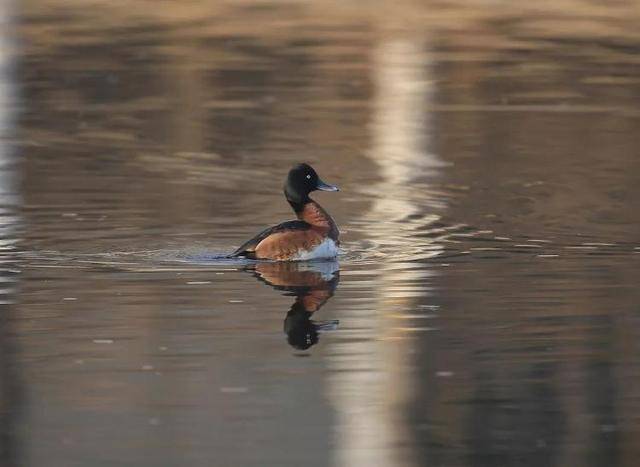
[288,197,339,241]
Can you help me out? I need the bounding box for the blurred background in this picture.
[1,0,640,466]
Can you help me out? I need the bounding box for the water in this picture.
[2,1,640,466]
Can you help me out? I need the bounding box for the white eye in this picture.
[306,174,311,179]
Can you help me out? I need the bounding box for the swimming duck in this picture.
[230,163,340,261]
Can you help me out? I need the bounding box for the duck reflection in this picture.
[249,261,340,350]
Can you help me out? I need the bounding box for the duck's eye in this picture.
[306,174,311,179]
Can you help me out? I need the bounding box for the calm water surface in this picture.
[1,1,640,466]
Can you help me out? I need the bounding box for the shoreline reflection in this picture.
[249,260,340,350]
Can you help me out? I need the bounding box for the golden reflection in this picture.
[328,34,443,467]
[0,3,20,467]
[0,0,19,302]
[250,261,340,350]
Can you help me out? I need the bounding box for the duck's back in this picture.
[229,220,310,259]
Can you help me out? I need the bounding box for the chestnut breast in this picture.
[299,202,340,242]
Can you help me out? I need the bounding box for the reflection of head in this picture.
[250,260,340,351]
[284,302,318,350]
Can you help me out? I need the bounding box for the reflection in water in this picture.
[9,1,640,466]
[329,35,443,467]
[251,261,340,351]
[0,2,20,466]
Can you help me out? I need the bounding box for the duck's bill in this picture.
[314,319,340,332]
[316,179,339,192]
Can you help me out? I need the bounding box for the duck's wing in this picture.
[228,220,311,258]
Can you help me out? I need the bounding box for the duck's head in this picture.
[284,301,319,350]
[284,163,339,207]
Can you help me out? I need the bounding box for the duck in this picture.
[229,163,340,261]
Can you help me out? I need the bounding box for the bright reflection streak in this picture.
[0,0,17,198]
[0,0,19,291]
[0,4,20,467]
[329,38,443,467]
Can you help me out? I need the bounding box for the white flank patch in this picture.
[293,238,339,261]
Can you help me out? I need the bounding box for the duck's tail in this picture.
[225,248,256,259]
